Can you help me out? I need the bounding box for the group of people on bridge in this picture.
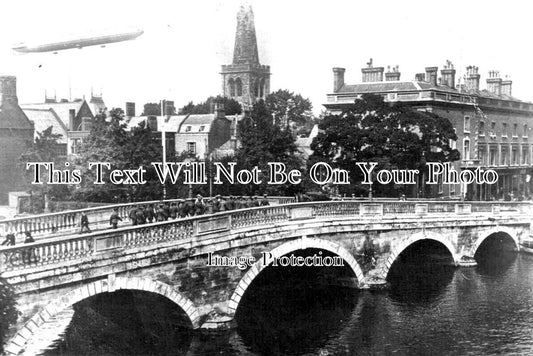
[110,194,270,229]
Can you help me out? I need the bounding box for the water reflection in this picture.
[41,251,533,356]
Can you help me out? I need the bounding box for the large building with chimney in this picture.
[325,60,533,200]
[0,76,34,203]
[221,4,270,111]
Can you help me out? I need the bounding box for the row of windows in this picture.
[464,140,533,166]
[184,125,205,132]
[464,116,529,138]
[227,77,267,98]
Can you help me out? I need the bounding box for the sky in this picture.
[1,0,532,115]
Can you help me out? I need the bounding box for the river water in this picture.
[40,248,533,356]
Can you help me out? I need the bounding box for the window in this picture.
[489,147,497,166]
[464,116,471,133]
[235,78,243,96]
[524,124,528,137]
[185,126,192,132]
[199,125,205,132]
[463,138,470,160]
[490,122,496,137]
[502,123,508,137]
[513,123,518,137]
[478,147,486,165]
[479,121,485,136]
[187,142,196,154]
[260,78,265,98]
[228,79,235,97]
[501,147,508,165]
[512,147,518,165]
[522,146,529,165]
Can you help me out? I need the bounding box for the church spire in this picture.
[232,4,260,65]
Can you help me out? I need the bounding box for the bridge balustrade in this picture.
[0,196,296,239]
[0,200,529,274]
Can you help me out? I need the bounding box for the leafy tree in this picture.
[265,89,314,134]
[20,126,70,212]
[310,94,460,197]
[142,101,176,116]
[0,278,17,353]
[74,109,165,202]
[235,100,302,196]
[179,96,242,115]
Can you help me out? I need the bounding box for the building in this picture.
[126,103,232,160]
[221,4,270,111]
[0,76,35,203]
[324,60,533,200]
[21,98,95,156]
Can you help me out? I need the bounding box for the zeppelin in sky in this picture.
[12,28,144,53]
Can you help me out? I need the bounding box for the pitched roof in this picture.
[0,104,33,129]
[22,108,67,143]
[20,101,86,127]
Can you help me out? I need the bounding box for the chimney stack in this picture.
[465,66,480,91]
[333,67,345,93]
[361,58,384,82]
[425,67,438,86]
[385,65,401,81]
[415,73,425,82]
[0,76,18,106]
[125,102,135,117]
[440,60,456,88]
[214,102,225,119]
[486,70,502,95]
[69,109,75,130]
[501,75,512,97]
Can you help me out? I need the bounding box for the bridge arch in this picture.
[227,237,364,315]
[383,231,459,279]
[469,227,519,258]
[6,276,199,356]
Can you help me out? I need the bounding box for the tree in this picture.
[142,101,176,116]
[265,89,314,134]
[20,126,70,212]
[310,94,460,197]
[74,109,165,202]
[179,96,242,115]
[0,278,17,353]
[234,100,302,196]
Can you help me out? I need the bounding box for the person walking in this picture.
[129,205,139,226]
[109,208,122,229]
[80,212,91,233]
[145,204,155,223]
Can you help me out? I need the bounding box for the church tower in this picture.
[221,4,270,111]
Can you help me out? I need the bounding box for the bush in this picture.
[0,278,18,352]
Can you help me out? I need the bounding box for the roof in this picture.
[23,108,67,143]
[21,101,86,127]
[179,114,218,133]
[0,104,33,130]
[336,80,525,102]
[339,81,421,94]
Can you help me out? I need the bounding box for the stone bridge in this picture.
[0,200,530,355]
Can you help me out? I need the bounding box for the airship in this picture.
[12,28,144,53]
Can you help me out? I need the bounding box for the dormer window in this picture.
[199,125,205,132]
[185,126,192,132]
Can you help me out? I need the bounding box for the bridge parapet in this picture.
[0,196,296,239]
[0,200,529,275]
